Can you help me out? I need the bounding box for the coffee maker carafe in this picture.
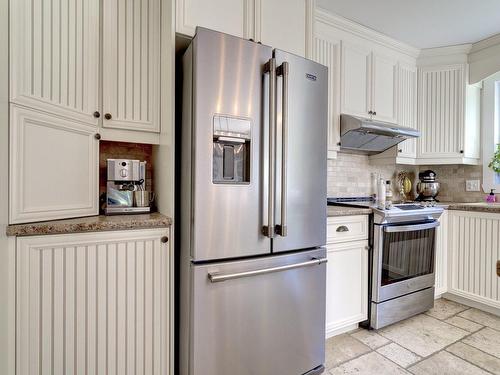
[105,159,150,214]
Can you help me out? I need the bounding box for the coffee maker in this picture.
[105,159,150,214]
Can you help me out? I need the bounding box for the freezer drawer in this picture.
[185,248,327,375]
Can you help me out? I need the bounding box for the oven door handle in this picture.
[383,221,440,233]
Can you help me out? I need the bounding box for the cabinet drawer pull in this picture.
[161,236,169,243]
[93,111,101,118]
[336,225,349,232]
[94,133,101,140]
[104,113,112,120]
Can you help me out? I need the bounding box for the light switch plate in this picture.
[466,179,481,192]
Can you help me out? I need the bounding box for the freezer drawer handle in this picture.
[262,57,277,238]
[208,257,327,283]
[276,61,289,237]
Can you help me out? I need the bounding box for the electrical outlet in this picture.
[466,179,481,192]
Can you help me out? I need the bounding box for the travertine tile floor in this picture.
[326,299,500,374]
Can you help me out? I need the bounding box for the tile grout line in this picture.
[329,302,499,373]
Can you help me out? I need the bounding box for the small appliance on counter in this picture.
[416,169,440,202]
[105,159,153,215]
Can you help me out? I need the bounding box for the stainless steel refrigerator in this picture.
[180,27,328,375]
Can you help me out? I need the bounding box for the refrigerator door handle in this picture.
[208,257,327,283]
[263,58,277,238]
[276,62,289,237]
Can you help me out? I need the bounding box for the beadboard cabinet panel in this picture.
[341,42,371,118]
[16,229,171,375]
[103,0,161,132]
[396,63,417,159]
[313,32,341,159]
[176,0,253,38]
[9,105,99,224]
[435,210,448,296]
[448,211,500,310]
[10,0,100,126]
[371,53,397,123]
[418,65,464,159]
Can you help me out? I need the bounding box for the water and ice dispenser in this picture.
[212,115,251,184]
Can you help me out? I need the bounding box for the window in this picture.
[482,72,500,191]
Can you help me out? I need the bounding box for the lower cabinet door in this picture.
[326,240,368,338]
[16,229,171,375]
[9,104,99,223]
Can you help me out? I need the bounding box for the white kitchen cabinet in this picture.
[371,53,397,123]
[9,105,99,224]
[434,210,448,297]
[313,26,341,159]
[10,0,100,126]
[417,64,481,164]
[102,0,161,133]
[326,215,369,338]
[448,210,500,311]
[175,0,253,38]
[16,228,172,375]
[341,42,371,118]
[257,0,307,57]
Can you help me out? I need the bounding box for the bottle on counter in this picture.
[385,180,393,209]
[377,178,386,209]
[486,189,496,203]
[371,173,379,202]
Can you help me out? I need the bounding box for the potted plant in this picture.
[489,143,500,174]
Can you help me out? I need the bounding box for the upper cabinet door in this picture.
[418,65,464,159]
[102,0,161,133]
[313,29,341,159]
[341,43,371,118]
[371,53,397,123]
[9,105,99,224]
[10,0,100,126]
[176,0,253,38]
[396,63,417,158]
[257,0,306,57]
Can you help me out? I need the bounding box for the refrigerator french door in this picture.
[180,27,328,375]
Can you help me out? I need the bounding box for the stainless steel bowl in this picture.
[416,181,440,200]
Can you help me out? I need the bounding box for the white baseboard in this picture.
[444,292,500,317]
[326,322,360,339]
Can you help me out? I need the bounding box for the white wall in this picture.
[0,0,15,373]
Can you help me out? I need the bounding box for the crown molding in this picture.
[419,44,472,58]
[470,32,500,54]
[315,7,420,58]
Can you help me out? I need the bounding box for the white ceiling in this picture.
[317,0,500,49]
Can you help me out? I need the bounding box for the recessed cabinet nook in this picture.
[312,9,482,165]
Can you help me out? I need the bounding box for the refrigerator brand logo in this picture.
[305,73,317,82]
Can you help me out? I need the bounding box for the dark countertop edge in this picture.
[446,204,500,213]
[6,212,172,237]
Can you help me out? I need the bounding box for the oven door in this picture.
[372,221,439,302]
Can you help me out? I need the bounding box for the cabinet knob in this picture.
[94,133,101,140]
[460,150,464,154]
[373,111,377,115]
[368,110,373,115]
[93,111,101,118]
[161,236,169,243]
[398,149,403,153]
[104,113,112,120]
[336,225,349,232]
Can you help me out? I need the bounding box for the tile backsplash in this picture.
[328,152,498,203]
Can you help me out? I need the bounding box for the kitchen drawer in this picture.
[327,215,369,244]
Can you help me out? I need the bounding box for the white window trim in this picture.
[482,72,500,192]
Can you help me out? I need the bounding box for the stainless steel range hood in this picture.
[339,114,420,155]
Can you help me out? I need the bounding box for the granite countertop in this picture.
[6,212,172,237]
[327,205,372,217]
[446,203,500,214]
